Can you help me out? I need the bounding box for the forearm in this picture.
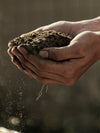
[69,16,100,36]
[82,16,100,31]
[93,31,100,59]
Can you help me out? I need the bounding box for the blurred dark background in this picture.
[0,0,100,133]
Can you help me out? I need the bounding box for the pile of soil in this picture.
[9,30,72,55]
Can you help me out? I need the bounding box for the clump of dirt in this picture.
[9,30,72,55]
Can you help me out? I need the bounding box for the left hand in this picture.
[8,31,100,85]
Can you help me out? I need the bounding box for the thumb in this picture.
[39,43,82,61]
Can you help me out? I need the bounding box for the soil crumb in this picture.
[9,30,72,55]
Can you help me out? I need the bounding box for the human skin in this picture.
[8,17,100,85]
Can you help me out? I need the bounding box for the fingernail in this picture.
[39,50,48,58]
[18,46,27,54]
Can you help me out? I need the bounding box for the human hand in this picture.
[8,31,100,85]
[7,19,87,69]
[7,20,83,74]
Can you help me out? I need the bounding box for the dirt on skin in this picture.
[9,30,72,55]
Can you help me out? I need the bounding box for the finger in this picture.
[21,67,65,85]
[11,49,65,84]
[24,64,75,85]
[10,46,81,85]
[11,55,24,71]
[11,46,27,70]
[11,46,25,64]
[8,47,23,69]
[8,47,23,68]
[11,46,38,72]
[15,46,68,82]
[12,58,34,79]
[20,57,68,83]
[39,41,83,61]
[7,47,14,57]
[11,53,33,78]
[18,45,86,85]
[17,46,68,75]
[10,47,34,78]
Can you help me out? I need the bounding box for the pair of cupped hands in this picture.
[8,18,100,85]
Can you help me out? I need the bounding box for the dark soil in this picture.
[9,30,72,55]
